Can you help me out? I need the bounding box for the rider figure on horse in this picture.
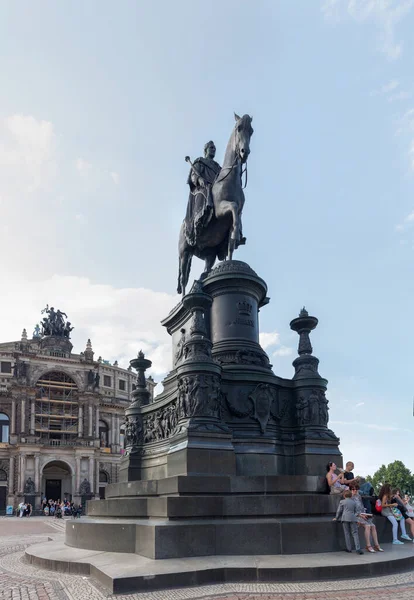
[184,141,221,249]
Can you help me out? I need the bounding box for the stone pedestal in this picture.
[66,260,342,564]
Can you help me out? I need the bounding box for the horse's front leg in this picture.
[227,205,240,260]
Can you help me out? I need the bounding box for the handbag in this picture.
[391,506,403,520]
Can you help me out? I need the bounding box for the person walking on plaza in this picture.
[333,490,364,554]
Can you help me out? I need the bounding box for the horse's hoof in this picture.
[239,237,247,245]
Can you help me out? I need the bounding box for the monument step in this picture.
[104,474,326,499]
[26,540,414,594]
[87,493,339,518]
[65,515,395,559]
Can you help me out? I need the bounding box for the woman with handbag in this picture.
[350,485,384,552]
[379,484,410,544]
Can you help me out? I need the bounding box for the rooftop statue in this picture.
[40,304,74,338]
[178,113,253,294]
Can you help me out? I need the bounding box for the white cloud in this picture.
[1,274,179,380]
[76,157,92,175]
[110,171,119,184]
[259,331,280,350]
[382,79,400,93]
[388,91,411,102]
[395,209,414,232]
[272,346,293,357]
[355,402,365,407]
[371,79,399,96]
[0,114,56,193]
[322,0,413,60]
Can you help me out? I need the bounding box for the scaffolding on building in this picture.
[35,371,79,442]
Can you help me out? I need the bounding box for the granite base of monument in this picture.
[59,260,344,566]
[26,539,414,594]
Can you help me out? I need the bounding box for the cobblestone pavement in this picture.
[1,517,414,599]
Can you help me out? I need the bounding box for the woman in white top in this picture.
[326,462,349,495]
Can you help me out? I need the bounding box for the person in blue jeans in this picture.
[379,483,411,544]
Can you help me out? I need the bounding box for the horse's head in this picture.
[234,113,253,164]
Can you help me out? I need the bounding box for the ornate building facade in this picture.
[0,307,156,512]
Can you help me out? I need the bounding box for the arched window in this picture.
[0,413,9,443]
[99,471,108,483]
[99,420,109,447]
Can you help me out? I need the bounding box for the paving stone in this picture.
[0,517,414,599]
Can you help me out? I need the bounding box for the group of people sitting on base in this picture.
[326,461,414,553]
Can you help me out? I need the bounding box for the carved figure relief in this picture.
[14,361,29,382]
[225,384,288,433]
[125,416,143,447]
[296,394,310,426]
[177,374,221,419]
[79,478,91,495]
[174,329,187,365]
[296,389,330,428]
[318,390,329,427]
[24,477,35,493]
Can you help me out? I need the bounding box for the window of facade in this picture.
[103,375,111,387]
[119,379,126,391]
[119,423,125,452]
[0,413,10,443]
[1,362,11,374]
[0,469,7,481]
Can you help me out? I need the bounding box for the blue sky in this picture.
[1,0,414,477]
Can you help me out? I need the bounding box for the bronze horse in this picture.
[177,113,253,294]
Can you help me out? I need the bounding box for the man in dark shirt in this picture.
[343,461,359,486]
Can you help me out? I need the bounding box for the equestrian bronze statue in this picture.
[178,113,253,294]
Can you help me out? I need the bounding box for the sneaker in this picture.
[392,540,404,545]
[357,550,364,555]
[401,535,412,541]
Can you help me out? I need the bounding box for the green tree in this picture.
[367,461,414,494]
